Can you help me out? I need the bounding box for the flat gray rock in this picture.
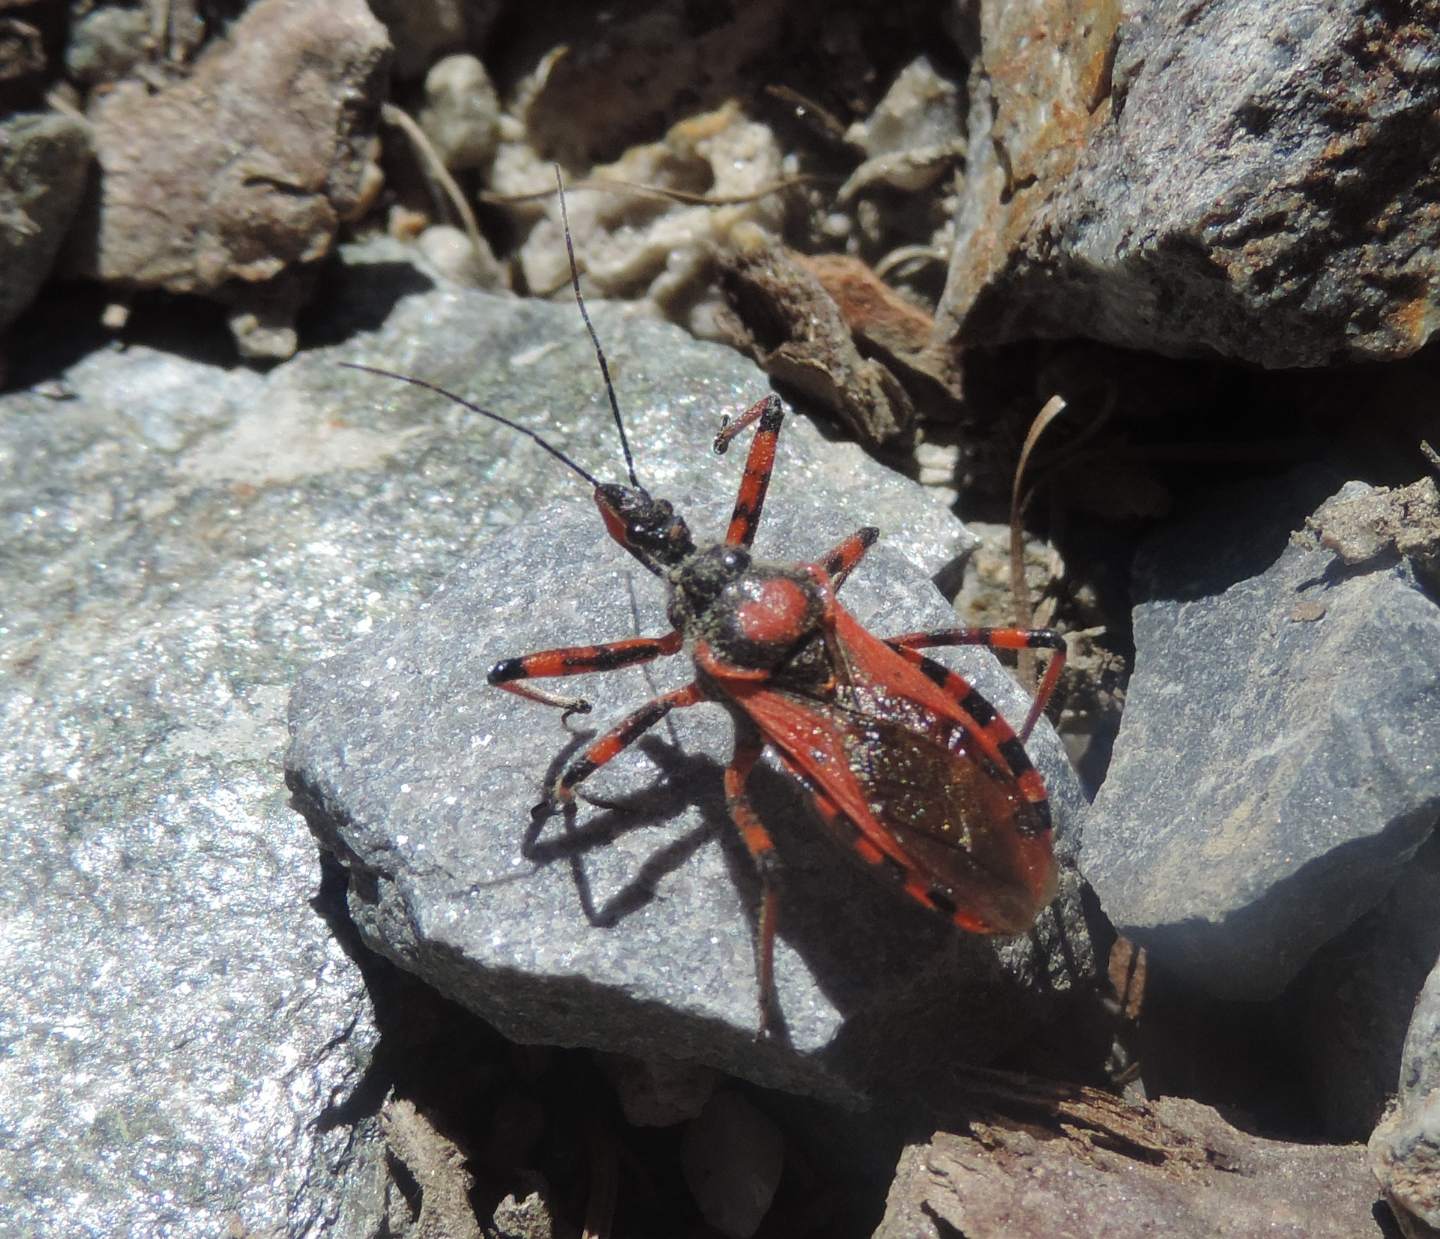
[1082,472,1440,1000]
[936,1,1440,368]
[288,280,1099,1104]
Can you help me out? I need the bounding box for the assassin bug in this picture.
[346,171,1066,1032]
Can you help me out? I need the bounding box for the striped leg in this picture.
[545,681,707,807]
[723,726,783,1036]
[814,526,878,591]
[490,631,683,717]
[884,627,1066,741]
[713,394,784,547]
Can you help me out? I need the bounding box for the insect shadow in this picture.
[521,730,726,929]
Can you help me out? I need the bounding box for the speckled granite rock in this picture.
[0,334,387,1230]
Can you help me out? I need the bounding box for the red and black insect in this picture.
[347,173,1066,1032]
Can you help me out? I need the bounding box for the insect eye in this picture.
[722,549,750,573]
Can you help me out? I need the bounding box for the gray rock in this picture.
[0,337,398,1226]
[419,53,501,172]
[63,0,390,358]
[288,278,1099,1105]
[599,1052,717,1127]
[0,111,91,336]
[1371,957,1440,1234]
[1292,831,1440,1140]
[1082,472,1440,1000]
[681,1090,784,1239]
[936,1,1440,368]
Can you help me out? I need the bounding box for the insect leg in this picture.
[884,627,1066,742]
[544,681,707,808]
[722,725,783,1036]
[813,526,879,590]
[490,631,683,717]
[713,394,785,548]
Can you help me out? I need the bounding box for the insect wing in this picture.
[724,607,1056,933]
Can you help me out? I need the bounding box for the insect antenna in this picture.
[554,165,642,490]
[339,361,600,488]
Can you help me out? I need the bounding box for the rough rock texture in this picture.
[0,110,91,336]
[1292,830,1440,1140]
[288,276,1099,1106]
[65,0,390,357]
[876,1091,1381,1238]
[1082,472,1440,1000]
[934,0,1440,369]
[1371,958,1440,1234]
[0,254,485,1233]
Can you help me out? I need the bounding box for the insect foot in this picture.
[291,278,1105,1106]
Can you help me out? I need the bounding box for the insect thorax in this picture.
[669,546,829,680]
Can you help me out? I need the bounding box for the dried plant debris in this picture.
[64,0,390,358]
[800,252,963,407]
[876,1088,1378,1238]
[715,235,914,448]
[381,1097,486,1239]
[494,101,788,332]
[503,2,789,169]
[396,8,973,348]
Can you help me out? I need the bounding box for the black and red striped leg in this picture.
[490,631,683,717]
[722,725,783,1035]
[545,681,707,808]
[884,627,1066,742]
[713,394,784,547]
[813,526,879,591]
